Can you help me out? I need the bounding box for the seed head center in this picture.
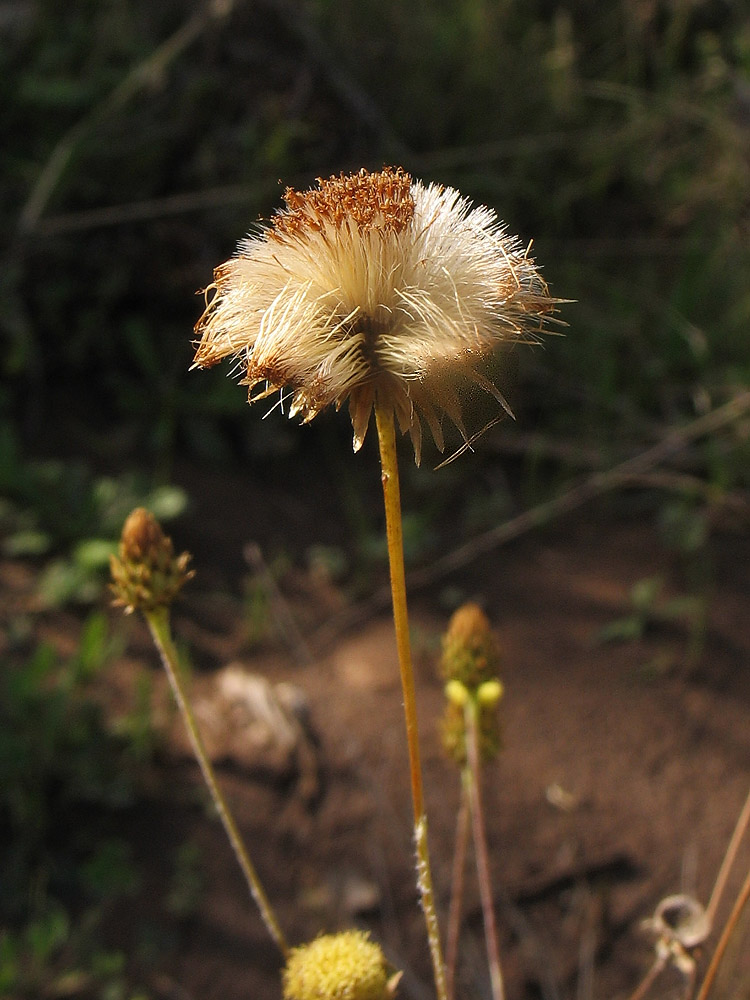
[272,167,415,239]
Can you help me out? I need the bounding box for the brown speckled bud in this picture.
[110,508,193,614]
[440,603,501,689]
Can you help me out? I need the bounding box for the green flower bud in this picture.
[440,603,501,689]
[445,679,470,706]
[477,678,504,707]
[110,508,193,614]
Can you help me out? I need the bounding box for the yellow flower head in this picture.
[194,167,558,463]
[282,931,397,1000]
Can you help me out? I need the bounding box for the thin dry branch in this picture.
[408,390,750,591]
[18,0,237,235]
[312,390,750,649]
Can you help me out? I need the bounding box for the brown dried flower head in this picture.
[110,507,194,614]
[194,167,559,463]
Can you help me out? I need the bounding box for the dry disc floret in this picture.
[194,167,559,464]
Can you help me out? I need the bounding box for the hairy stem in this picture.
[146,606,289,957]
[375,404,447,1000]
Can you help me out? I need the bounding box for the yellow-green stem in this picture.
[146,606,289,957]
[375,404,447,1000]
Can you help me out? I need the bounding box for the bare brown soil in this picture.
[12,468,750,1000]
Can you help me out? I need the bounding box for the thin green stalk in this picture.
[445,776,471,1000]
[146,606,289,957]
[375,403,448,1000]
[464,698,505,1000]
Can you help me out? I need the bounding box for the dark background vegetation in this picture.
[1,0,749,997]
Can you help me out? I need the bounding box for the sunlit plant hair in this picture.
[194,167,558,464]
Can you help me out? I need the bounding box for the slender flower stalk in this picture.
[705,785,750,927]
[445,776,471,1000]
[193,167,560,999]
[376,403,447,1000]
[695,865,750,1000]
[464,695,505,1000]
[145,606,289,957]
[110,508,288,957]
[439,608,505,1000]
[375,405,424,819]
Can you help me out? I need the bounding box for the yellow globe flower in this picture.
[282,931,396,1000]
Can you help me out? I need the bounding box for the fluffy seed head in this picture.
[194,167,559,463]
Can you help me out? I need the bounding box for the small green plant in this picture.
[438,604,505,1000]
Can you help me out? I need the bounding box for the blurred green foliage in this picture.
[1,0,748,477]
[0,420,187,604]
[1,4,748,992]
[0,613,153,997]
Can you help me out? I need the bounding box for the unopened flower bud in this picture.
[440,603,501,689]
[110,508,193,614]
[445,679,470,707]
[283,931,397,1000]
[477,678,504,707]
